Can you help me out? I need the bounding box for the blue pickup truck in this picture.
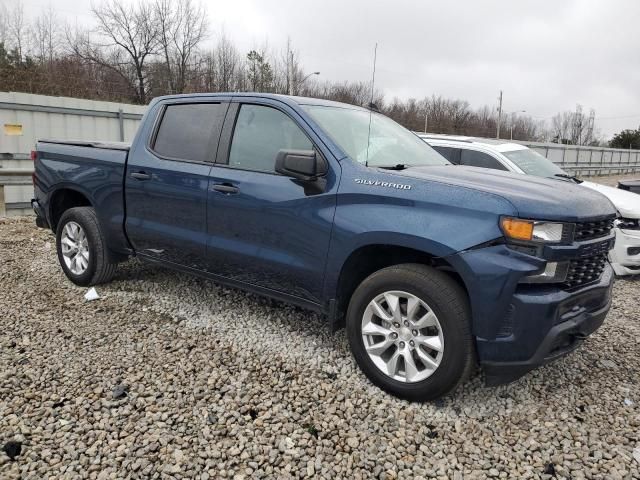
[32,93,617,401]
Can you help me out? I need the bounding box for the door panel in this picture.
[205,101,338,303]
[206,168,336,302]
[125,157,212,268]
[125,101,229,269]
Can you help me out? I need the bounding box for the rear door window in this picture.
[432,146,461,164]
[460,150,508,170]
[153,103,227,162]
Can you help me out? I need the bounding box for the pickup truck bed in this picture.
[33,139,131,254]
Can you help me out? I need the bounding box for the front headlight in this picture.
[501,217,567,243]
[614,218,640,231]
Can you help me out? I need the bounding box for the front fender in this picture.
[322,209,510,308]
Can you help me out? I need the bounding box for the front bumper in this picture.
[609,226,640,276]
[481,265,613,385]
[446,240,615,386]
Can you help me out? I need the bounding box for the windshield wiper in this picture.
[553,173,583,184]
[379,164,410,170]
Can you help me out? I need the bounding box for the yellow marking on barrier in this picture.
[4,124,23,136]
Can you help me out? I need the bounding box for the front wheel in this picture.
[346,264,474,402]
[56,207,117,286]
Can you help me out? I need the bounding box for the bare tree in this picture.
[214,31,240,91]
[71,0,160,103]
[279,37,306,95]
[304,80,383,108]
[32,5,59,64]
[7,1,27,61]
[155,0,207,94]
[550,106,597,145]
[447,99,472,133]
[0,2,8,46]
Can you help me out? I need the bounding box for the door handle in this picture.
[211,183,239,194]
[131,171,151,180]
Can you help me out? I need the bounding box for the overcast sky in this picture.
[17,0,640,138]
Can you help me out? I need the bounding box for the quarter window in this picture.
[153,103,226,162]
[228,104,313,173]
[432,146,461,164]
[460,150,508,170]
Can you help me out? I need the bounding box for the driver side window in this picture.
[228,104,313,173]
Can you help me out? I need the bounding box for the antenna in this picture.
[365,43,378,167]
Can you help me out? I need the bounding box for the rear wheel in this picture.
[56,207,117,286]
[346,263,474,401]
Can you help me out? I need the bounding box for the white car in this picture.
[418,134,640,276]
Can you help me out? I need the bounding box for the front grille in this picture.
[562,254,608,290]
[574,219,614,241]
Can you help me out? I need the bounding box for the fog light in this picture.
[520,262,569,284]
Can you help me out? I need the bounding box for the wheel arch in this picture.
[49,187,93,231]
[329,242,469,331]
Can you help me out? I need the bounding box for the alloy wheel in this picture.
[361,290,444,383]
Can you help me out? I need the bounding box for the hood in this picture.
[580,181,640,219]
[388,165,616,222]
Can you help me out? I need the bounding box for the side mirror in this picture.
[275,149,327,182]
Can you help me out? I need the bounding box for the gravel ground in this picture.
[1,217,639,480]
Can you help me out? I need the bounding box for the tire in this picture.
[346,263,474,402]
[56,207,117,286]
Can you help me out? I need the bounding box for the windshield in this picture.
[502,149,567,178]
[302,105,449,167]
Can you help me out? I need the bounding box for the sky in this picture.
[15,0,640,138]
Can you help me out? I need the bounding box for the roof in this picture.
[151,92,367,111]
[417,133,528,153]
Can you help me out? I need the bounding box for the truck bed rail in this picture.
[38,139,131,151]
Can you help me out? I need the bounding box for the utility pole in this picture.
[288,51,294,95]
[424,111,428,133]
[575,104,583,145]
[496,90,503,139]
[510,112,515,140]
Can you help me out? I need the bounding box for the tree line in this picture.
[0,0,625,145]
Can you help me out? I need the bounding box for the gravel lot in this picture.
[1,217,639,480]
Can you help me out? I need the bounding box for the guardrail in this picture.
[561,164,640,175]
[0,168,34,216]
[518,141,640,176]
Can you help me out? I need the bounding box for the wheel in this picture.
[346,263,474,402]
[56,207,117,286]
